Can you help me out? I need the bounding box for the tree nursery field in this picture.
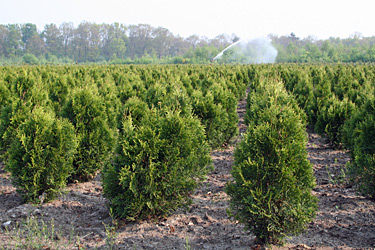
[0,64,374,249]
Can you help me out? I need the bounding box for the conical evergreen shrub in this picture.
[61,86,116,182]
[244,77,305,127]
[102,107,212,220]
[343,97,375,199]
[226,81,317,245]
[315,96,355,146]
[191,89,237,148]
[0,77,52,162]
[6,107,77,203]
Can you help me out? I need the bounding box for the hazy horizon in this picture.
[1,0,375,40]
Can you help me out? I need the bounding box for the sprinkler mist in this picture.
[212,40,242,61]
[212,37,278,64]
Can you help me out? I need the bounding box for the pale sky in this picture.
[1,0,374,40]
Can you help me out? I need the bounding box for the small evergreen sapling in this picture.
[61,86,116,182]
[6,107,77,203]
[344,97,375,199]
[227,80,317,245]
[103,108,212,220]
[315,96,355,146]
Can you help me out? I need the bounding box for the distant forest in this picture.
[1,22,375,65]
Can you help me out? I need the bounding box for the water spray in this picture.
[212,40,242,61]
[212,37,278,64]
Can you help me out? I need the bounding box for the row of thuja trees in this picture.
[1,63,374,245]
[0,65,249,216]
[227,63,375,244]
[227,76,318,244]
[269,63,375,199]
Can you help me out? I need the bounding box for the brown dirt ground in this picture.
[1,96,375,249]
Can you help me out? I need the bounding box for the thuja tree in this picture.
[121,96,150,128]
[0,78,11,110]
[61,86,116,182]
[145,82,192,116]
[102,108,212,220]
[0,76,52,161]
[191,88,238,148]
[343,97,375,199]
[244,77,304,127]
[286,70,317,126]
[226,83,317,245]
[314,96,355,146]
[6,107,77,203]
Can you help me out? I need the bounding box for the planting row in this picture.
[251,64,375,199]
[2,63,374,235]
[0,65,250,218]
[227,76,317,245]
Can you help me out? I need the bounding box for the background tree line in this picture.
[0,22,236,64]
[0,22,375,64]
[273,32,375,63]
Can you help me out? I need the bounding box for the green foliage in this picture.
[0,79,11,108]
[249,63,375,203]
[95,75,122,130]
[191,88,238,148]
[273,34,375,63]
[245,77,305,127]
[5,107,77,203]
[227,80,317,245]
[341,99,374,152]
[343,97,375,199]
[61,86,116,182]
[0,71,52,160]
[0,104,15,154]
[23,53,39,65]
[122,96,150,128]
[314,96,355,146]
[46,73,73,114]
[3,21,375,64]
[145,82,192,116]
[284,70,317,125]
[103,108,212,220]
[348,150,375,199]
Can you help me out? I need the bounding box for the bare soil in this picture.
[1,96,375,249]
